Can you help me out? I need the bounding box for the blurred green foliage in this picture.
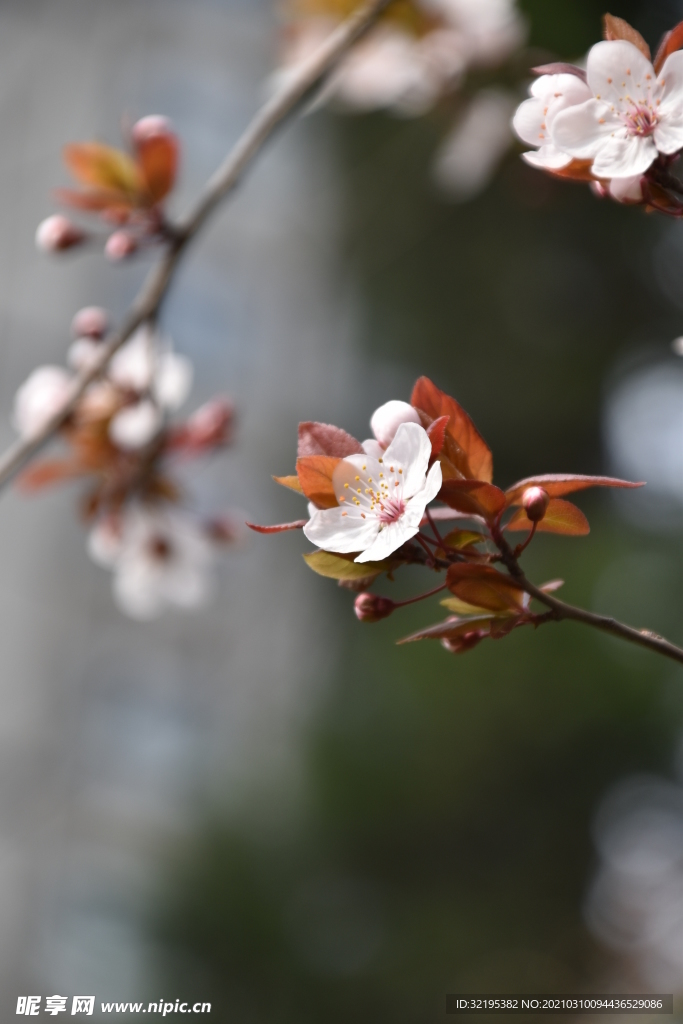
[151,2,683,1019]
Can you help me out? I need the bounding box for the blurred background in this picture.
[0,0,682,1019]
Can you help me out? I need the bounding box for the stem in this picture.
[491,525,683,667]
[514,521,537,557]
[0,0,396,493]
[426,507,445,546]
[394,583,448,608]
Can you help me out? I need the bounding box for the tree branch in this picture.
[492,527,683,667]
[0,0,395,492]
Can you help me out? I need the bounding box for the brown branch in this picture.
[492,527,683,667]
[0,0,395,492]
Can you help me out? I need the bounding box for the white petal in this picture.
[303,506,378,554]
[382,422,431,499]
[522,145,572,169]
[551,99,620,158]
[355,518,416,563]
[654,117,683,155]
[362,438,384,459]
[68,338,102,373]
[512,96,546,147]
[415,460,444,507]
[586,40,656,108]
[592,134,657,177]
[332,454,383,509]
[657,49,683,119]
[109,328,153,392]
[109,400,163,450]
[370,399,421,447]
[608,174,644,203]
[12,365,73,438]
[87,518,123,568]
[114,563,165,620]
[154,352,193,410]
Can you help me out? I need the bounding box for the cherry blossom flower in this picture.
[89,505,214,619]
[550,41,683,179]
[304,422,442,563]
[513,72,593,171]
[12,366,74,439]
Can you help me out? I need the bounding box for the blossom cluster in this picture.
[514,15,683,215]
[278,0,526,199]
[36,115,179,260]
[252,378,641,653]
[13,312,235,618]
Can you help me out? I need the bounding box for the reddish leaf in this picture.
[296,455,340,509]
[247,520,307,534]
[411,376,493,483]
[17,459,83,493]
[548,159,596,182]
[54,187,132,214]
[602,14,651,59]
[440,480,506,520]
[136,134,178,205]
[426,415,449,459]
[297,422,363,459]
[442,528,486,551]
[506,498,590,536]
[398,614,494,644]
[63,143,141,196]
[532,62,587,82]
[447,564,527,613]
[505,473,644,506]
[654,20,683,72]
[273,474,303,494]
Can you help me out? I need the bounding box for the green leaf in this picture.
[303,550,393,581]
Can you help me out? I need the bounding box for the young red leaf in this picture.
[506,498,590,536]
[654,20,683,73]
[273,474,303,494]
[505,473,643,506]
[246,520,307,534]
[411,376,493,483]
[440,480,506,520]
[548,159,597,182]
[17,459,83,493]
[136,134,178,205]
[63,143,141,196]
[398,614,494,644]
[296,455,340,509]
[602,14,651,59]
[54,187,130,213]
[426,415,449,459]
[447,564,527,613]
[297,422,363,458]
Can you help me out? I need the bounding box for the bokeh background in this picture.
[0,0,681,1019]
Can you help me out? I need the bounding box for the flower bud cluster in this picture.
[36,115,179,260]
[13,309,236,619]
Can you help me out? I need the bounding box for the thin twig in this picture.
[0,0,395,492]
[492,527,683,667]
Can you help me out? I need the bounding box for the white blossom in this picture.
[89,505,214,620]
[12,365,73,439]
[363,399,422,457]
[551,40,683,178]
[513,72,592,170]
[109,399,163,450]
[304,422,442,563]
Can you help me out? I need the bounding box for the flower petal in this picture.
[303,506,378,554]
[657,49,683,116]
[370,399,421,447]
[608,174,644,202]
[654,117,683,155]
[355,518,415,563]
[551,99,620,158]
[512,96,546,146]
[522,145,572,169]
[382,422,431,499]
[586,40,656,107]
[592,134,657,177]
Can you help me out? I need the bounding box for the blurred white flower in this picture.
[89,505,214,619]
[513,72,592,171]
[585,775,683,991]
[109,399,163,451]
[429,0,525,67]
[435,88,516,199]
[304,422,442,562]
[551,41,683,178]
[12,365,73,439]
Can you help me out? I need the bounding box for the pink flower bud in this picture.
[522,486,550,523]
[132,115,175,144]
[35,215,86,253]
[353,592,395,623]
[71,306,110,340]
[105,230,139,261]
